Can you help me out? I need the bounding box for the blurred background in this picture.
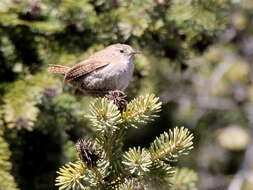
[0,0,253,190]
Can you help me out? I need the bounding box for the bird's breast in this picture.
[103,60,134,90]
[82,60,134,91]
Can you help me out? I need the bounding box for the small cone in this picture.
[105,90,128,112]
[75,139,100,167]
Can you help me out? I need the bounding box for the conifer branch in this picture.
[121,94,161,128]
[122,147,152,176]
[149,127,193,162]
[150,160,175,177]
[87,98,121,132]
[55,161,87,190]
[56,95,195,189]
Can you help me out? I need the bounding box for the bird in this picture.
[47,44,141,96]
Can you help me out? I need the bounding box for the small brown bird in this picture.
[48,44,141,96]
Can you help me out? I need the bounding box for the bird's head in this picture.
[107,44,141,60]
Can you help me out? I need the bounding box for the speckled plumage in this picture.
[48,44,140,96]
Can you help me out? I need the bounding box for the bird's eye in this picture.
[120,49,124,53]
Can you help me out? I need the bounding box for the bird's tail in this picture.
[47,64,70,75]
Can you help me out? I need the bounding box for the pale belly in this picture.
[77,61,134,92]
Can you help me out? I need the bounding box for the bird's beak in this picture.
[130,50,142,55]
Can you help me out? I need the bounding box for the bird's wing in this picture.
[64,59,109,82]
